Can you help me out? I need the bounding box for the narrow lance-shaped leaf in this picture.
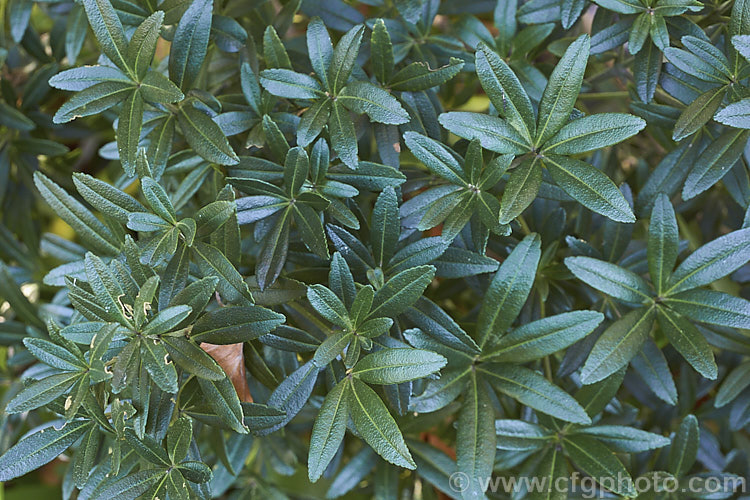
[352,348,447,384]
[127,11,164,80]
[307,17,333,90]
[562,435,636,497]
[261,361,319,435]
[656,306,717,379]
[475,42,535,140]
[482,310,604,363]
[542,113,646,155]
[565,256,652,304]
[259,68,324,99]
[329,25,365,94]
[308,380,349,482]
[169,0,213,90]
[499,156,542,224]
[117,90,144,177]
[535,34,590,146]
[669,414,699,477]
[456,373,496,500]
[438,112,531,154]
[581,307,656,384]
[178,104,239,166]
[389,58,464,92]
[193,241,253,303]
[369,265,435,318]
[480,364,591,424]
[140,337,179,393]
[666,227,750,295]
[648,193,679,295]
[664,289,750,329]
[338,81,409,125]
[53,81,134,124]
[0,421,90,481]
[329,100,358,169]
[477,233,541,348]
[348,377,416,469]
[197,377,248,434]
[544,155,635,223]
[81,0,131,75]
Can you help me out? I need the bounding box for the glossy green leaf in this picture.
[178,104,239,165]
[348,377,416,469]
[308,380,349,482]
[480,364,591,424]
[169,0,212,90]
[657,305,717,379]
[543,155,636,223]
[127,11,163,80]
[456,373,495,499]
[353,348,446,384]
[0,421,90,481]
[482,310,603,362]
[338,81,409,125]
[477,233,541,348]
[565,256,652,303]
[666,227,750,294]
[581,307,656,384]
[535,34,590,145]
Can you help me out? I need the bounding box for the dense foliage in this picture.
[1,0,750,498]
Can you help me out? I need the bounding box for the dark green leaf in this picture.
[191,305,284,343]
[178,104,239,165]
[565,256,652,303]
[308,380,349,482]
[581,307,656,384]
[348,377,416,469]
[535,34,590,145]
[542,113,645,154]
[329,24,364,94]
[81,0,130,75]
[456,373,495,499]
[482,310,603,363]
[353,348,446,384]
[668,414,698,477]
[562,435,635,497]
[127,11,163,80]
[543,155,636,223]
[666,227,750,294]
[338,81,409,125]
[369,265,435,318]
[0,421,90,481]
[477,233,541,348]
[656,305,717,379]
[438,112,531,154]
[169,0,212,90]
[480,364,591,424]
